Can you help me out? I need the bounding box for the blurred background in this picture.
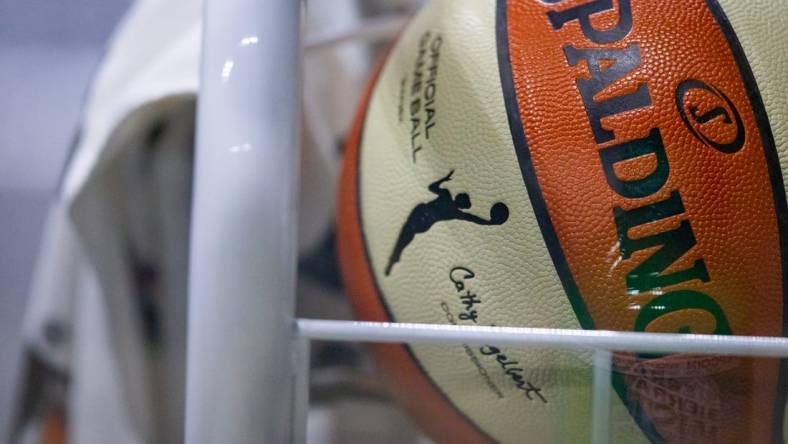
[0,0,132,437]
[0,1,427,442]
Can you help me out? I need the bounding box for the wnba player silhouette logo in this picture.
[384,170,509,276]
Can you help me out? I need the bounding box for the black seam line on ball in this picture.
[494,0,666,441]
[706,1,788,441]
[354,31,498,444]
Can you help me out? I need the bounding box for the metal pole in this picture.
[303,14,409,52]
[186,0,301,442]
[296,319,788,358]
[292,337,311,444]
[590,349,612,444]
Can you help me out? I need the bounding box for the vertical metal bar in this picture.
[591,349,612,444]
[186,0,301,442]
[292,337,311,444]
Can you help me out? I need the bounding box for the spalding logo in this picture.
[676,79,745,153]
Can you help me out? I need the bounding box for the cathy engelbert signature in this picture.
[445,267,547,404]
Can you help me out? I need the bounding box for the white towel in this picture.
[12,0,369,442]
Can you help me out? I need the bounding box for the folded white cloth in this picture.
[13,0,369,442]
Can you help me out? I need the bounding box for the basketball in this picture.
[337,0,788,442]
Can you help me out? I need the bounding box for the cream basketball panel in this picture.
[357,1,644,442]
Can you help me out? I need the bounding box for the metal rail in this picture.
[296,319,788,357]
[293,319,788,444]
[187,0,301,442]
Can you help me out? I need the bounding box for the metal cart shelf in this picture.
[186,1,788,443]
